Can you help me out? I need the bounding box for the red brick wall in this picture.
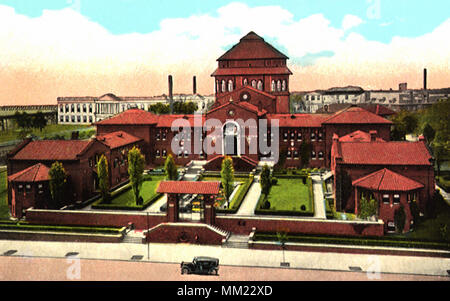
[25,209,167,229]
[215,216,384,237]
[145,223,224,245]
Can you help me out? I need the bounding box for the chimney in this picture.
[369,130,377,142]
[399,83,407,91]
[168,75,173,113]
[424,68,427,90]
[418,135,426,142]
[193,76,197,95]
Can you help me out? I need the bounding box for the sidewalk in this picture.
[0,239,448,277]
[235,176,261,216]
[311,175,326,219]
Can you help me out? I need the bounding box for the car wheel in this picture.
[181,267,190,275]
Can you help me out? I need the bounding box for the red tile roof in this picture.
[323,106,393,124]
[217,31,288,61]
[96,131,142,149]
[352,168,424,191]
[207,101,267,117]
[211,67,292,76]
[11,140,94,161]
[155,114,205,128]
[267,114,329,128]
[339,130,386,142]
[95,109,159,125]
[8,163,50,183]
[157,181,221,195]
[338,141,432,166]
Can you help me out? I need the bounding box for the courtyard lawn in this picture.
[93,175,165,209]
[0,124,94,144]
[256,177,314,216]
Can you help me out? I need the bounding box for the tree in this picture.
[97,154,110,204]
[128,146,146,205]
[33,112,47,132]
[221,156,235,208]
[402,114,418,134]
[49,161,67,209]
[299,141,312,168]
[422,123,435,143]
[358,194,378,220]
[164,154,178,181]
[394,205,406,233]
[260,164,272,196]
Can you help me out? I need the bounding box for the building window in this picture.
[25,184,31,192]
[156,132,160,140]
[297,132,302,141]
[283,132,288,141]
[257,80,263,91]
[282,80,286,91]
[83,104,87,113]
[228,80,233,92]
[318,132,323,141]
[77,115,81,123]
[60,115,64,122]
[184,150,189,158]
[77,104,80,112]
[162,132,166,140]
[155,150,160,158]
[311,151,316,159]
[71,104,75,113]
[83,116,87,123]
[178,150,182,158]
[293,150,299,159]
[243,78,248,86]
[318,151,324,160]
[18,184,23,192]
[221,80,226,93]
[290,132,295,140]
[311,132,316,141]
[393,194,400,204]
[287,150,292,159]
[382,194,390,204]
[71,116,75,122]
[311,95,315,101]
[162,149,167,158]
[89,116,93,123]
[387,221,396,233]
[89,104,93,113]
[271,80,276,92]
[277,80,281,92]
[65,104,69,112]
[59,106,63,113]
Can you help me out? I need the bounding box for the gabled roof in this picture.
[339,130,386,142]
[338,141,433,166]
[95,109,159,125]
[157,181,221,195]
[322,106,393,125]
[316,103,396,116]
[217,31,289,61]
[267,114,329,128]
[10,140,95,161]
[8,163,50,183]
[96,131,143,149]
[206,100,267,117]
[352,168,424,192]
[155,114,205,128]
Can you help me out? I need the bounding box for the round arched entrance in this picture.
[222,121,240,156]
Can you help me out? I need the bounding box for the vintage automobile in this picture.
[181,256,219,275]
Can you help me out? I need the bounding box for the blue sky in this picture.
[2,0,449,43]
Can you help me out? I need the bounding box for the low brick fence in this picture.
[216,215,385,237]
[25,208,166,230]
[0,229,125,243]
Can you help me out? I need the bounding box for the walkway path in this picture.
[436,184,450,206]
[311,175,327,219]
[235,175,261,216]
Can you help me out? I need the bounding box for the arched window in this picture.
[282,80,287,91]
[257,80,263,91]
[271,80,276,92]
[243,78,248,86]
[221,80,226,93]
[251,80,257,89]
[277,80,281,92]
[228,80,233,92]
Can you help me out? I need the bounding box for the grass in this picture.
[265,178,313,212]
[93,175,165,209]
[0,124,94,144]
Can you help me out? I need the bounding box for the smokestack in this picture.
[193,76,197,95]
[423,68,427,90]
[168,75,173,113]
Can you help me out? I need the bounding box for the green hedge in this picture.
[253,232,450,251]
[216,175,254,214]
[0,223,123,235]
[91,193,162,211]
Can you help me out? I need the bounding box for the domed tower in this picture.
[211,32,292,113]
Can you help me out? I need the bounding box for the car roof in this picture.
[194,256,219,261]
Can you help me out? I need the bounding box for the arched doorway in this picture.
[222,121,240,156]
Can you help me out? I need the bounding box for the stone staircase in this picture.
[222,234,250,249]
[182,160,206,181]
[207,224,231,241]
[122,231,145,244]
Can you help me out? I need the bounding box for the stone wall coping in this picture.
[216,214,384,225]
[26,208,166,217]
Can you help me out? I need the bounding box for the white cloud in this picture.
[342,14,364,31]
[0,2,449,104]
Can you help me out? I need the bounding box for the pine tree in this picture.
[97,154,110,203]
[49,161,67,208]
[128,146,145,205]
[164,154,178,180]
[221,156,235,208]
